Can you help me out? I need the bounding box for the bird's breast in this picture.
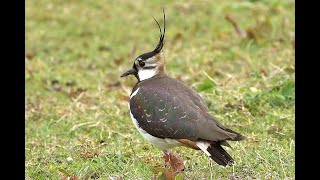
[128,87,181,150]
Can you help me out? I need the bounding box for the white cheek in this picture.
[138,69,156,81]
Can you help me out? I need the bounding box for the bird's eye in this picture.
[138,61,145,67]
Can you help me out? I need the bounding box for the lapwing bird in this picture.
[121,11,245,174]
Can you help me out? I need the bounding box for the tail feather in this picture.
[196,141,235,166]
[220,140,233,149]
[224,128,246,141]
[206,142,234,166]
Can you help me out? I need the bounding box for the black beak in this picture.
[120,68,136,77]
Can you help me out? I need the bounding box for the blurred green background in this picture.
[26,0,295,179]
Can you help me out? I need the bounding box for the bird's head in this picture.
[121,10,166,82]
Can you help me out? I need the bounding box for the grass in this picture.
[26,0,295,179]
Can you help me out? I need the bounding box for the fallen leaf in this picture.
[106,82,121,89]
[68,87,86,98]
[292,39,295,48]
[114,57,124,65]
[276,37,285,42]
[98,45,111,51]
[61,175,78,180]
[87,63,97,70]
[90,172,99,179]
[268,125,283,132]
[26,51,34,60]
[58,168,70,176]
[66,81,76,87]
[225,14,246,38]
[51,80,61,91]
[173,32,183,42]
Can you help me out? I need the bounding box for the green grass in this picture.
[26,0,295,179]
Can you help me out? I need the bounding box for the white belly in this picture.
[129,109,181,151]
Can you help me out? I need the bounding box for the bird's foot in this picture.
[163,151,185,174]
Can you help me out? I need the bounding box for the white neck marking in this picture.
[138,69,156,81]
[130,88,140,99]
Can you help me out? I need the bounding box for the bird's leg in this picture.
[163,150,184,174]
[163,150,170,164]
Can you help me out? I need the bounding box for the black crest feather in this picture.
[153,9,166,53]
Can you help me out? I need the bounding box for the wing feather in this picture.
[129,76,242,142]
